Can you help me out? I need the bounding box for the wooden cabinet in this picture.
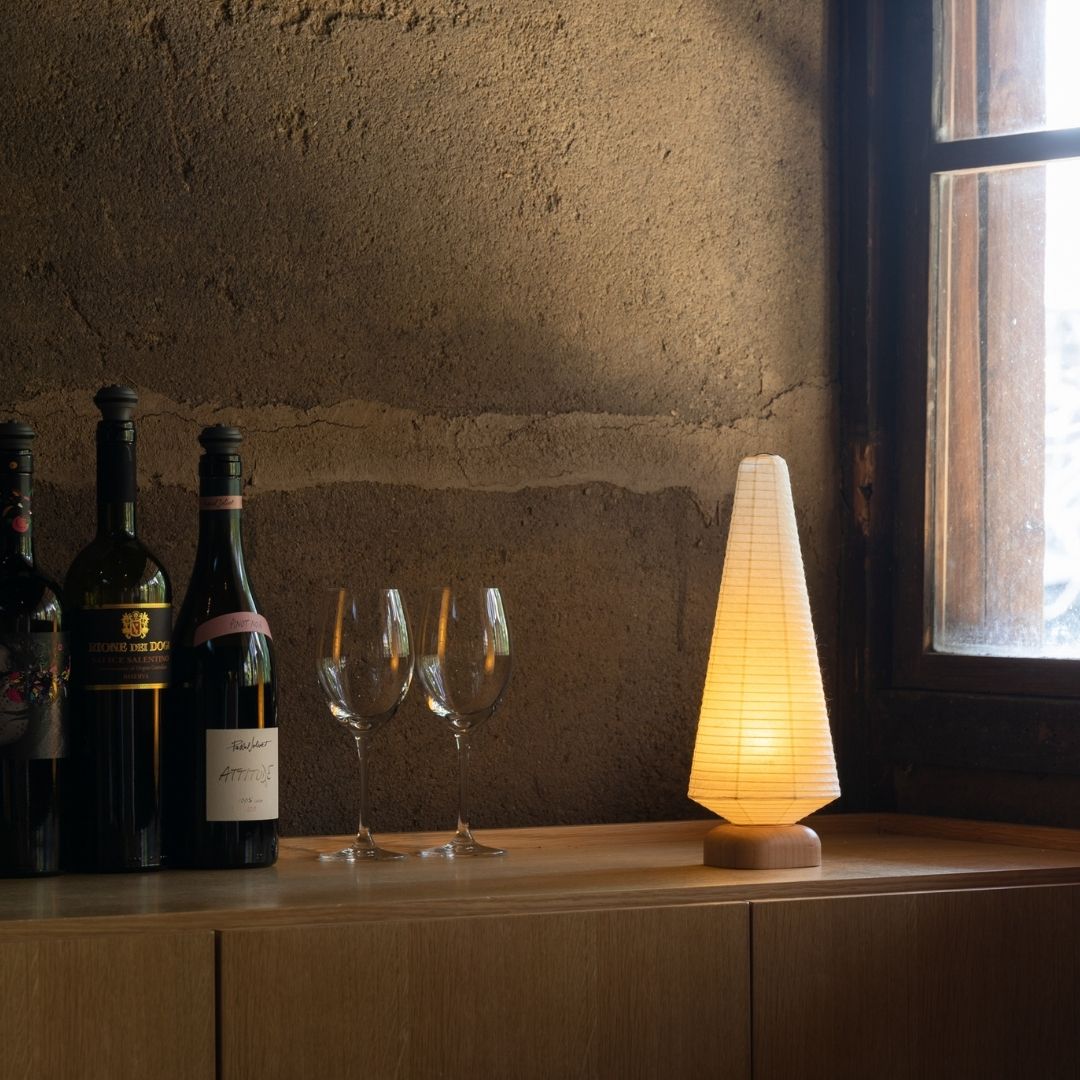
[754,884,1080,1080]
[0,930,215,1080]
[3,816,1080,1080]
[219,904,750,1080]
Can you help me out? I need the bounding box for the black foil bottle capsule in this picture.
[165,426,278,869]
[65,387,171,871]
[0,422,68,876]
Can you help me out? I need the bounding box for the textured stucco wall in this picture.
[1,1,836,835]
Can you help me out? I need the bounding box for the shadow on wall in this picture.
[5,1,829,422]
[4,0,834,834]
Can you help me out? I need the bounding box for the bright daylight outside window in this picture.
[929,0,1080,658]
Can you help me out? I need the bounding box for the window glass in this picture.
[935,0,1080,141]
[929,158,1080,657]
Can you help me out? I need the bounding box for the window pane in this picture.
[928,158,1080,658]
[935,0,1080,141]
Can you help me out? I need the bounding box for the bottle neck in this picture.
[192,445,253,603]
[194,484,248,580]
[195,506,245,564]
[0,469,33,569]
[96,423,137,538]
[98,501,136,537]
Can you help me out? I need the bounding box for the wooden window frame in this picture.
[835,0,1080,812]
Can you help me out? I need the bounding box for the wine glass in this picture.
[316,587,413,861]
[416,586,512,858]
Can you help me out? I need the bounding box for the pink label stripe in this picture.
[193,612,272,646]
[199,495,243,510]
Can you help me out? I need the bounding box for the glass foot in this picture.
[417,837,506,859]
[318,844,406,862]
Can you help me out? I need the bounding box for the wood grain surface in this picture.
[753,883,1080,1080]
[3,816,1080,938]
[219,903,750,1080]
[3,816,1080,1080]
[0,930,215,1080]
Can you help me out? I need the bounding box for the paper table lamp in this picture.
[688,455,840,869]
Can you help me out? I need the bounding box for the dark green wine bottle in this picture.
[165,426,277,869]
[65,386,171,871]
[0,422,69,876]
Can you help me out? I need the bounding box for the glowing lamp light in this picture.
[688,454,840,869]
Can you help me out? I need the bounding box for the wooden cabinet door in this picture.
[0,929,215,1080]
[219,902,749,1080]
[752,884,1080,1080]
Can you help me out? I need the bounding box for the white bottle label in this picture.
[205,729,279,822]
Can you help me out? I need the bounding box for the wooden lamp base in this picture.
[702,823,822,869]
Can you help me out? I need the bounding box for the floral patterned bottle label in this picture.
[81,604,171,690]
[0,632,70,760]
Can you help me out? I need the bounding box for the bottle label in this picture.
[205,728,278,821]
[193,612,272,647]
[82,604,171,690]
[0,632,70,760]
[199,495,242,510]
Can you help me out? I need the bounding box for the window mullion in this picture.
[928,129,1080,174]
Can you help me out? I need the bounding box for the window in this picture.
[929,1,1080,660]
[837,0,1080,819]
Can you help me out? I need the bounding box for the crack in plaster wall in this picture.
[9,384,836,525]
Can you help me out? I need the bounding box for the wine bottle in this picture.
[166,425,277,869]
[65,386,171,871]
[0,422,69,877]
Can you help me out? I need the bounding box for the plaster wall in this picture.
[2,0,836,835]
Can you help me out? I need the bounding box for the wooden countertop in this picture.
[3,814,1080,936]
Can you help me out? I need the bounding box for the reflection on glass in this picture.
[935,0,1080,141]
[314,587,413,861]
[929,157,1080,656]
[415,587,512,858]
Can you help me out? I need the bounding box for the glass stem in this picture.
[354,732,374,851]
[454,730,473,843]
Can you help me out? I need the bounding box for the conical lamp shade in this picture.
[688,454,839,827]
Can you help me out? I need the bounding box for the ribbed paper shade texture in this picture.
[688,455,840,826]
